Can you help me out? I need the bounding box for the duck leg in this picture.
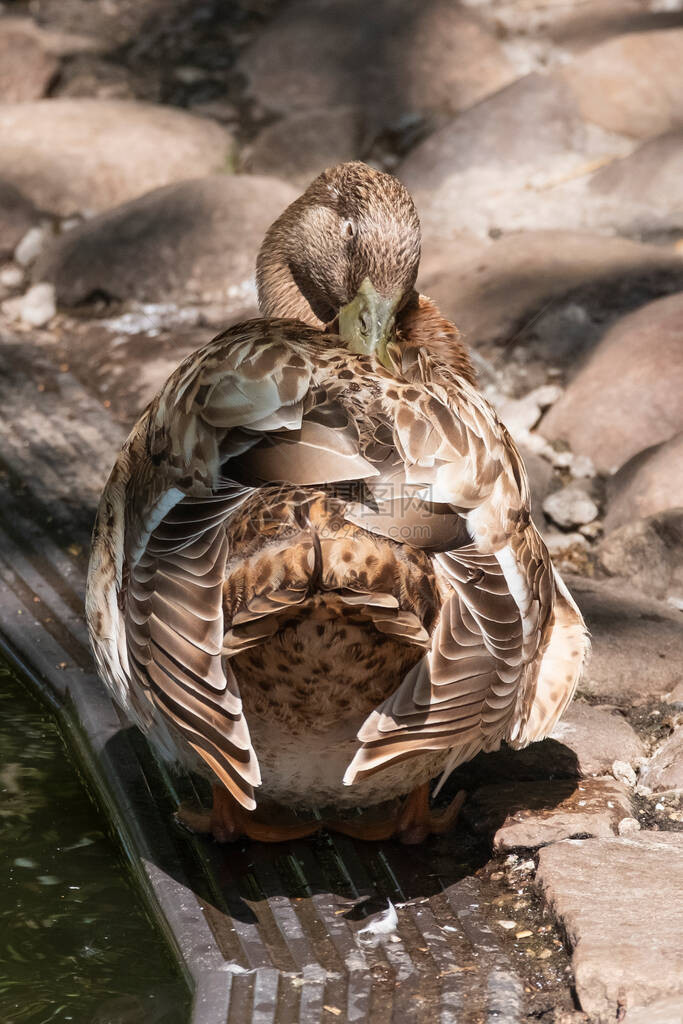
[327,782,466,844]
[176,784,322,843]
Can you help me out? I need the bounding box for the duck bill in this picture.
[338,278,401,367]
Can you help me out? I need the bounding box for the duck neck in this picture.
[256,225,323,326]
[396,294,476,384]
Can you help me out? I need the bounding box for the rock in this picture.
[465,777,632,851]
[34,175,298,306]
[518,445,554,528]
[474,0,669,56]
[0,181,38,261]
[0,19,59,102]
[0,100,233,216]
[417,230,683,357]
[598,511,683,602]
[18,282,56,327]
[559,31,683,140]
[243,107,360,188]
[639,730,683,794]
[0,264,24,290]
[536,834,683,1021]
[624,996,683,1024]
[401,33,683,242]
[495,385,563,439]
[617,817,641,837]
[551,703,645,776]
[541,292,683,473]
[605,435,683,532]
[14,224,49,267]
[543,485,599,529]
[665,682,683,709]
[569,455,596,479]
[569,576,683,703]
[543,530,589,562]
[585,132,683,240]
[400,72,634,240]
[239,0,515,147]
[612,761,637,788]
[0,16,104,60]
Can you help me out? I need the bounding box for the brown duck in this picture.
[86,162,588,844]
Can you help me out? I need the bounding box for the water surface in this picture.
[0,657,190,1024]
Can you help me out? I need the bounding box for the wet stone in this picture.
[536,833,683,1022]
[465,777,633,851]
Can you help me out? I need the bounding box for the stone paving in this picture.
[1,1,682,1021]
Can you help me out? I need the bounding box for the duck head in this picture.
[257,162,421,366]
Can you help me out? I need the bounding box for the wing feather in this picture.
[344,347,588,789]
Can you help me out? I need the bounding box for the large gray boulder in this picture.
[399,72,634,239]
[569,576,683,704]
[598,511,683,604]
[604,435,683,532]
[559,29,683,139]
[540,292,683,474]
[400,31,683,241]
[239,0,516,182]
[35,175,298,306]
[0,99,233,216]
[417,230,683,357]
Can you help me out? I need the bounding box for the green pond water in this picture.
[0,657,191,1024]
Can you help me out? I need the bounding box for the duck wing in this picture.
[342,346,589,788]
[88,320,383,810]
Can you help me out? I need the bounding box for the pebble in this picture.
[570,454,596,479]
[543,484,599,529]
[612,760,637,788]
[0,262,23,288]
[618,817,641,836]
[579,521,602,540]
[543,529,588,555]
[14,224,48,266]
[19,281,56,327]
[495,383,563,439]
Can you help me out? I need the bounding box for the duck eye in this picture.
[342,219,355,240]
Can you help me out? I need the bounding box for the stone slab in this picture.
[536,834,683,1021]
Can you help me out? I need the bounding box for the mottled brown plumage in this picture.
[86,163,588,841]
